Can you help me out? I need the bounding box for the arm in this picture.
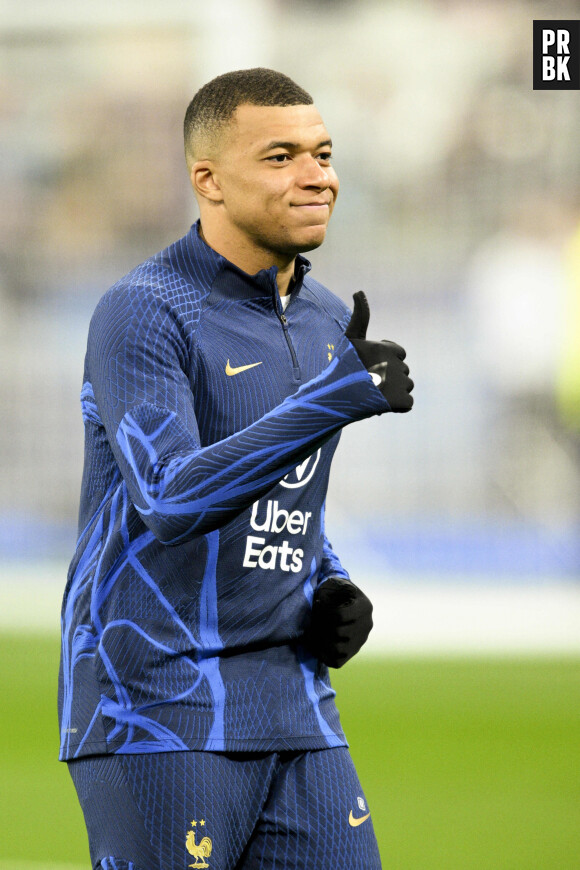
[319,532,349,583]
[304,290,415,666]
[89,287,389,545]
[305,531,373,669]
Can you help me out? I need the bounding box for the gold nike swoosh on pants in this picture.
[348,810,371,827]
[225,360,263,376]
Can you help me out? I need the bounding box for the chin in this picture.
[296,238,325,254]
[291,226,328,254]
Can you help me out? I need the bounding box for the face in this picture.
[194,103,339,265]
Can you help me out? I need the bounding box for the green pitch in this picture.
[1,632,579,869]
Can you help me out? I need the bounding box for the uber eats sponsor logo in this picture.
[243,500,312,572]
[242,451,320,573]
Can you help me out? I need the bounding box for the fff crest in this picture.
[186,819,212,869]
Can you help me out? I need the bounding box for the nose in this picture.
[297,155,331,190]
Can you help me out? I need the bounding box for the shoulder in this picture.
[300,275,351,330]
[89,233,210,340]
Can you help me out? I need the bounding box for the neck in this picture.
[274,261,296,296]
[198,219,296,296]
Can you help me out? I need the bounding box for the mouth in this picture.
[291,200,331,209]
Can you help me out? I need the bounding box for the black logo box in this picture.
[533,20,580,89]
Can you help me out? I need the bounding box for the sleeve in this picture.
[319,533,350,583]
[88,285,389,545]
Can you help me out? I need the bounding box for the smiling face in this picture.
[190,103,339,273]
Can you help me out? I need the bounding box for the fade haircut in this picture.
[184,67,313,166]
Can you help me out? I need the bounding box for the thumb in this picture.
[345,291,370,340]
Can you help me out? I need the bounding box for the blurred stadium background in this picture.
[1,0,579,867]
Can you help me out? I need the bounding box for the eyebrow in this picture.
[260,138,333,154]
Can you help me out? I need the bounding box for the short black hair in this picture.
[184,67,313,165]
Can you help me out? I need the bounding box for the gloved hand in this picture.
[345,290,414,412]
[302,576,373,668]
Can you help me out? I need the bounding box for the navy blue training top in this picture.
[58,222,388,760]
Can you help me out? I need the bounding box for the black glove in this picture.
[345,290,414,412]
[302,576,373,668]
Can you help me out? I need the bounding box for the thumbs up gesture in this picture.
[345,291,414,412]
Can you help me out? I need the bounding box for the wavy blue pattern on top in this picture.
[58,221,389,759]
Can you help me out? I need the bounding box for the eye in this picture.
[266,153,291,164]
[317,152,333,164]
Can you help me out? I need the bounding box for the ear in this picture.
[190,160,223,203]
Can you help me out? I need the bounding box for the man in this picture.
[59,68,413,870]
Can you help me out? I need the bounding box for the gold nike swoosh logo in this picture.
[225,360,263,376]
[348,810,371,827]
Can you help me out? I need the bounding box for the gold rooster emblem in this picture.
[186,820,212,868]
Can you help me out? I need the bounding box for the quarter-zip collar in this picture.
[183,220,312,305]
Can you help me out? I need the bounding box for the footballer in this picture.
[58,68,413,870]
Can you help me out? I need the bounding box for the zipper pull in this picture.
[280,314,288,325]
